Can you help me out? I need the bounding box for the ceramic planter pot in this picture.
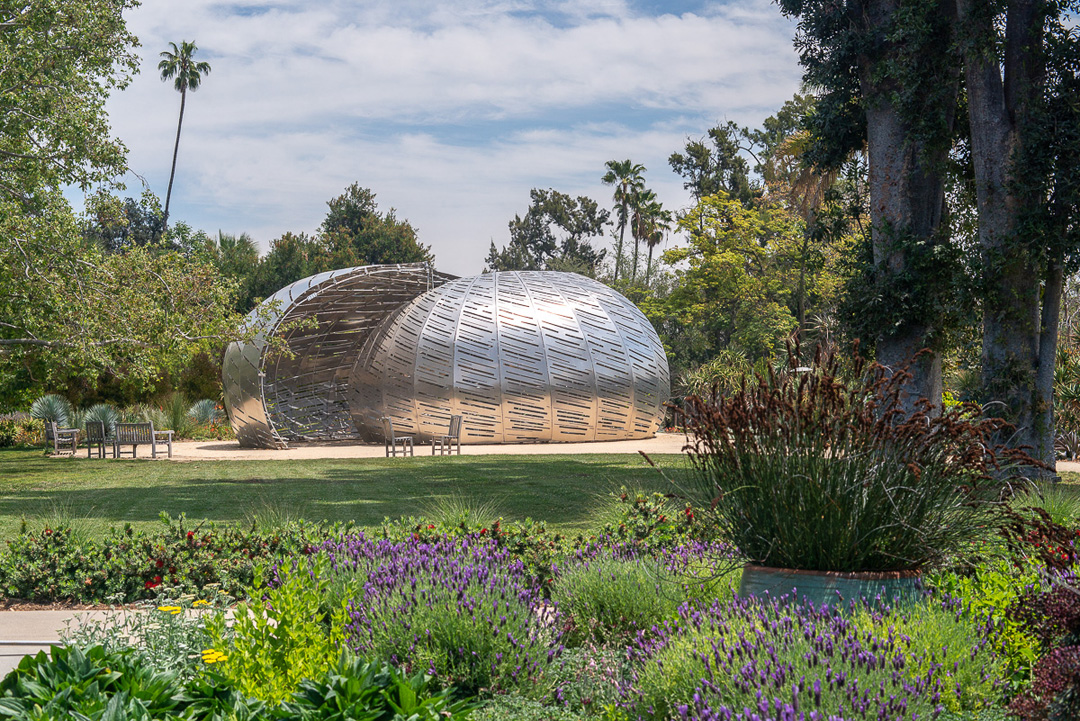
[738,564,923,609]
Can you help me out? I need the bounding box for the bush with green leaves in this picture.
[205,556,348,705]
[186,398,222,427]
[0,414,41,447]
[553,553,689,646]
[0,513,337,604]
[0,645,191,720]
[678,350,1029,572]
[0,642,476,720]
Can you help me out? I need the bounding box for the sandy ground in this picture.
[98,431,694,462]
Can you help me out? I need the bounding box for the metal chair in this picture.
[48,421,79,456]
[85,420,113,458]
[432,414,462,456]
[381,416,413,457]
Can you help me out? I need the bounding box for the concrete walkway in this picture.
[0,609,117,676]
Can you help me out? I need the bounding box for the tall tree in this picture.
[668,122,758,206]
[630,189,672,285]
[486,188,609,275]
[601,160,645,281]
[83,190,167,252]
[158,41,211,225]
[0,0,137,204]
[956,0,1080,468]
[779,0,964,412]
[207,231,260,312]
[319,183,433,268]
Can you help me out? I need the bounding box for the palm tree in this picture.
[159,40,211,226]
[634,191,672,285]
[601,159,645,282]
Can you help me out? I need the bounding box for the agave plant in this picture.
[84,403,121,436]
[134,403,169,432]
[187,398,222,426]
[29,394,72,427]
[1056,430,1080,460]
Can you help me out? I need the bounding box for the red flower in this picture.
[144,575,162,590]
[155,559,164,569]
[427,524,435,529]
[479,528,487,535]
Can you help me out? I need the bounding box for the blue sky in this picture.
[91,0,801,276]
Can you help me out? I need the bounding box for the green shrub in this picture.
[932,558,1044,689]
[592,488,702,549]
[0,513,330,604]
[186,398,222,427]
[281,654,479,720]
[84,402,121,436]
[62,596,225,682]
[678,350,1025,572]
[0,419,16,448]
[552,554,688,645]
[0,415,42,447]
[1011,481,1080,529]
[207,556,348,704]
[472,694,589,720]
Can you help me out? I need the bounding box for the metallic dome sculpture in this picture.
[223,263,455,448]
[348,271,670,444]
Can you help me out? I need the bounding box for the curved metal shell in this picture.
[348,271,669,444]
[223,263,454,448]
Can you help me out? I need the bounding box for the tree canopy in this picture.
[0,0,138,205]
[485,188,609,276]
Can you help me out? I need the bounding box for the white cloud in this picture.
[87,0,801,276]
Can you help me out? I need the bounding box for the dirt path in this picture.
[153,432,692,462]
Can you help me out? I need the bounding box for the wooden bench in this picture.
[47,421,79,457]
[432,414,462,455]
[114,422,173,459]
[382,417,413,457]
[85,420,113,459]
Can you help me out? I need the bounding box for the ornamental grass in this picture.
[678,348,1034,573]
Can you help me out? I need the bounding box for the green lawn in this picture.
[0,448,690,539]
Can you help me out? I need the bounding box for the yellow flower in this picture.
[192,599,209,607]
[201,649,228,664]
[156,605,182,615]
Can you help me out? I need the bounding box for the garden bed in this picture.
[0,484,1075,720]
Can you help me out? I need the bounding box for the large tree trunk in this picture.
[164,88,186,227]
[856,0,958,414]
[958,0,1058,473]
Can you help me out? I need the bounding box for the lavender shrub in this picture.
[315,532,563,694]
[628,595,1000,720]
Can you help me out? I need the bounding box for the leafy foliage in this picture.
[650,193,805,363]
[485,188,609,276]
[208,557,347,704]
[0,0,138,204]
